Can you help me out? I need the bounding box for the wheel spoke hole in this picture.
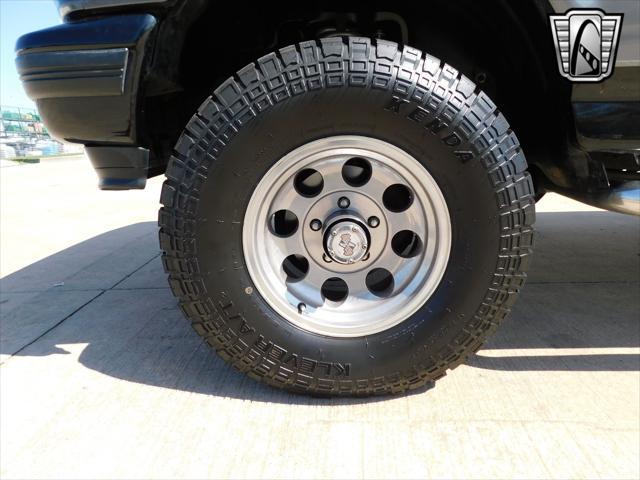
[269,210,298,237]
[366,268,394,297]
[294,168,324,197]
[392,230,423,258]
[342,157,372,187]
[383,184,413,212]
[282,254,309,282]
[321,277,349,303]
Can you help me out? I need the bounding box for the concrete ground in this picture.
[1,156,639,480]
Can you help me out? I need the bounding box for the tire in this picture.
[159,37,535,396]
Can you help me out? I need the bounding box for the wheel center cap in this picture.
[325,220,369,264]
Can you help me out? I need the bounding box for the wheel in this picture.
[159,37,535,396]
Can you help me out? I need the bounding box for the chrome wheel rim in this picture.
[243,136,451,337]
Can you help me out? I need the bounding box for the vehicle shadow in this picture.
[1,210,638,403]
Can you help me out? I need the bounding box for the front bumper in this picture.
[16,14,156,189]
[16,14,156,145]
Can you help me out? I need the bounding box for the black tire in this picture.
[159,37,535,396]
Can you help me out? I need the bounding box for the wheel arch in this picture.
[138,0,571,186]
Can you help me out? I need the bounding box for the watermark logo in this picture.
[549,9,623,82]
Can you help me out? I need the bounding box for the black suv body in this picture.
[15,0,639,214]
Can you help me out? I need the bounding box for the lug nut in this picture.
[310,219,322,231]
[367,216,380,228]
[337,197,350,209]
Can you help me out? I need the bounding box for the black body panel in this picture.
[15,14,156,144]
[15,14,156,52]
[13,2,639,200]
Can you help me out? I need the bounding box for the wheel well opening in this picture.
[140,0,571,177]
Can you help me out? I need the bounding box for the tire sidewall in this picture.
[195,85,500,380]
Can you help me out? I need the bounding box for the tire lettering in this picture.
[282,352,299,368]
[407,106,429,123]
[442,132,461,146]
[254,335,272,353]
[384,97,475,161]
[425,118,447,134]
[454,151,474,163]
[300,357,318,374]
[247,333,350,377]
[384,96,410,113]
[318,361,332,375]
[332,362,350,376]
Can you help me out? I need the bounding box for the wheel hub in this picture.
[242,135,452,337]
[325,220,369,264]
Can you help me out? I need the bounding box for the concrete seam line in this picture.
[107,252,161,290]
[0,289,106,366]
[0,253,163,365]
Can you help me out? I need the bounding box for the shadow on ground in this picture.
[1,211,639,402]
